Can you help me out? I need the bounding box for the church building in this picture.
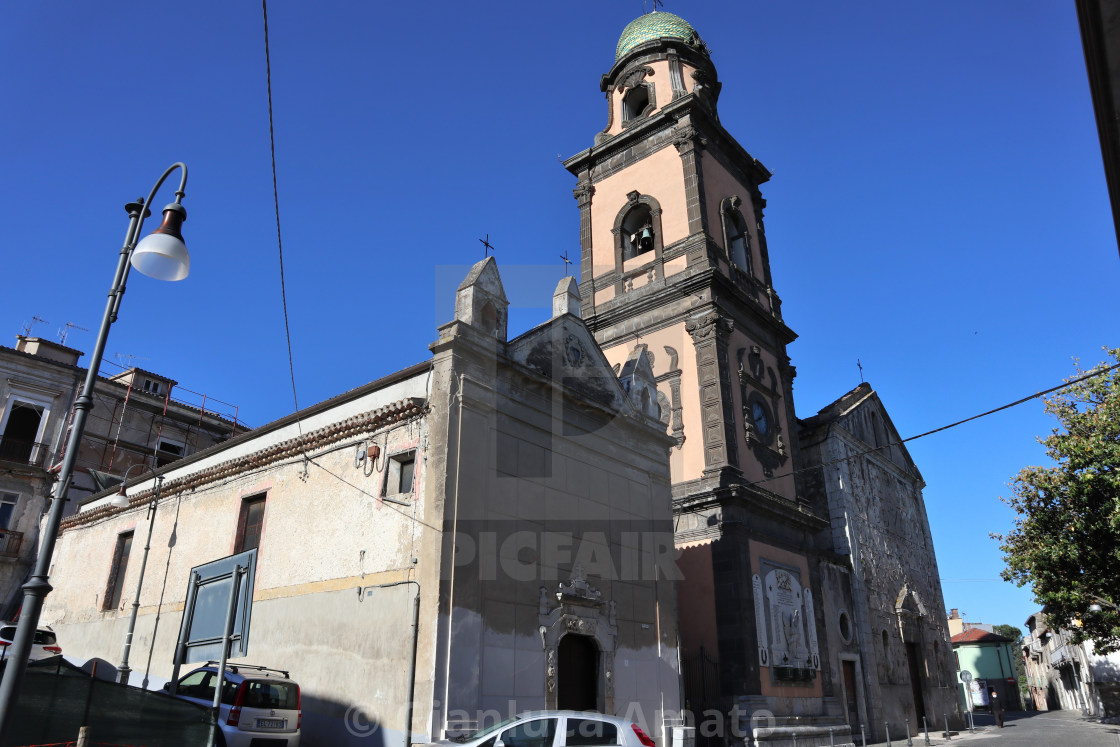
[32,10,959,747]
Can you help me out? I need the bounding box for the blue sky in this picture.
[1,2,1116,637]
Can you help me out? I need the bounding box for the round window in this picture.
[839,611,852,643]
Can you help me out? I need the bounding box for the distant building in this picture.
[947,608,995,637]
[0,335,244,613]
[1022,611,1120,718]
[950,628,1021,712]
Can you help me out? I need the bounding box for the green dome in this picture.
[615,11,702,61]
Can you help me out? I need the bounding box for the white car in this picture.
[440,711,658,747]
[166,662,301,747]
[0,623,62,661]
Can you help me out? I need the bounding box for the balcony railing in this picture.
[0,437,49,468]
[0,529,23,558]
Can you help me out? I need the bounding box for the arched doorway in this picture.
[557,634,598,711]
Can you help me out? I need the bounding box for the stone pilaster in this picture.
[686,309,740,474]
[573,177,596,314]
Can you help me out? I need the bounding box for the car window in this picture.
[0,627,15,640]
[469,717,520,743]
[32,631,56,646]
[221,678,241,705]
[243,680,299,710]
[566,718,618,746]
[178,670,215,700]
[501,718,557,747]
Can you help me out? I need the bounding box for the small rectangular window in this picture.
[385,453,416,496]
[566,718,618,746]
[0,493,17,530]
[104,531,134,610]
[236,495,266,553]
[158,440,183,456]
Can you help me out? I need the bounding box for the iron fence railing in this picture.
[0,437,48,468]
[0,529,23,558]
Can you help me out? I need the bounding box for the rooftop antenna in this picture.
[857,358,864,383]
[560,250,573,276]
[21,315,49,336]
[58,322,88,346]
[115,353,149,369]
[479,234,495,258]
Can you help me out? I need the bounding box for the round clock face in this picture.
[752,401,770,436]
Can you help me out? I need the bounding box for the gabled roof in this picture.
[951,628,1013,644]
[798,381,921,480]
[507,314,649,423]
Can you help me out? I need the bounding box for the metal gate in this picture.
[681,647,722,747]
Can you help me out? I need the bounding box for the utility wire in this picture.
[262,0,302,436]
[748,360,1120,489]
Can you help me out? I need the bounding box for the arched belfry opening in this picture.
[557,633,599,711]
[621,203,655,260]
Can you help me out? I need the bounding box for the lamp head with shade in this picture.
[109,483,131,509]
[131,202,190,281]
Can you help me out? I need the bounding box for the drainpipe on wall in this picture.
[374,579,421,747]
[439,374,466,739]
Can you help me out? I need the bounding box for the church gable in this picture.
[507,316,636,417]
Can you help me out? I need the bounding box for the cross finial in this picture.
[857,358,864,383]
[560,250,573,276]
[479,234,495,258]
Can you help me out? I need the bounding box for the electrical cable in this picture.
[745,360,1120,490]
[262,0,302,436]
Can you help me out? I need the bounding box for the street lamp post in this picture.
[112,466,165,686]
[0,163,191,738]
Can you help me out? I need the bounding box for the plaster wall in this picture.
[605,60,674,139]
[598,322,702,482]
[588,147,688,278]
[699,152,762,275]
[42,387,437,747]
[426,313,680,745]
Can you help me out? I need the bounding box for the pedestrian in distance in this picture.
[989,688,1004,728]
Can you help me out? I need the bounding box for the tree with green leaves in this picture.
[996,348,1120,653]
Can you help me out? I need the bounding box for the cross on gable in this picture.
[479,234,495,258]
[560,250,572,276]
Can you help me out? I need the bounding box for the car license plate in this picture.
[256,718,285,728]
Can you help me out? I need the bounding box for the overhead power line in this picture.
[261,0,301,433]
[751,360,1120,488]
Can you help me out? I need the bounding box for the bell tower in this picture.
[565,12,846,740]
[564,12,799,500]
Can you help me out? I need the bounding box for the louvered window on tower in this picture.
[622,85,650,123]
[722,199,752,276]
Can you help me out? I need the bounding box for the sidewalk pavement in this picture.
[855,712,998,747]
